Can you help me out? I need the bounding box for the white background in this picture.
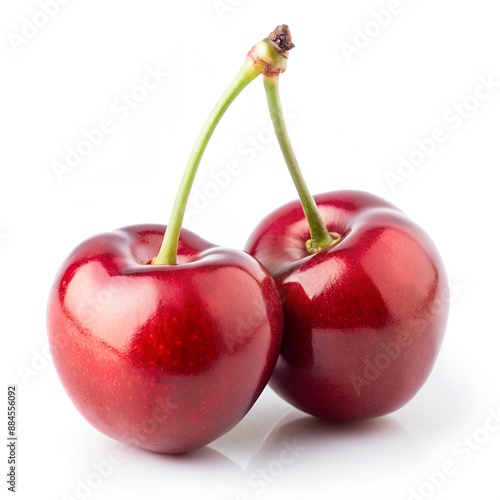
[2,1,500,499]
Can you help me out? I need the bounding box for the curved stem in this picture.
[263,75,335,253]
[152,25,294,265]
[153,61,260,265]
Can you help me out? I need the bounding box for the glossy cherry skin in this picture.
[245,190,449,420]
[47,225,283,453]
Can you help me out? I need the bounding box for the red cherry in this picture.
[48,225,283,453]
[47,28,291,453]
[246,190,448,420]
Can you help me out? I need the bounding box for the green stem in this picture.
[152,25,296,265]
[153,61,260,265]
[263,75,336,253]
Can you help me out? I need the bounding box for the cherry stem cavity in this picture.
[153,26,293,265]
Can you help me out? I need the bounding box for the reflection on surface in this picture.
[86,356,480,500]
[236,411,419,499]
[90,443,244,500]
[92,397,419,500]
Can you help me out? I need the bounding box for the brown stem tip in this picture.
[268,25,295,58]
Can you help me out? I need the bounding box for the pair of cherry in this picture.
[47,26,448,454]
